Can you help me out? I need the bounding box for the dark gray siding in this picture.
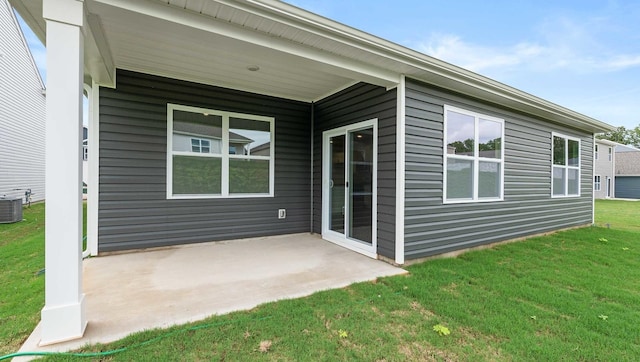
[404,78,594,259]
[312,83,396,259]
[615,177,640,199]
[98,70,311,251]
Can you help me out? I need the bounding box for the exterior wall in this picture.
[594,140,615,199]
[615,177,640,199]
[615,151,640,176]
[312,83,397,259]
[614,150,640,199]
[98,70,311,251]
[0,0,45,202]
[404,78,594,259]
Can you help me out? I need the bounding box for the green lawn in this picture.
[594,199,640,232]
[2,200,640,360]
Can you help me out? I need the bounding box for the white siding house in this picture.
[0,0,45,202]
[594,139,617,199]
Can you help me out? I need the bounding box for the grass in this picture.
[1,200,640,360]
[594,198,640,232]
[0,202,86,355]
[0,203,45,354]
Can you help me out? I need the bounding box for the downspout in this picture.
[394,75,406,265]
[592,135,595,225]
[310,102,314,233]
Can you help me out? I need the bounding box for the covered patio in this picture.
[19,233,406,354]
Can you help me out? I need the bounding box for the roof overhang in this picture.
[10,0,615,133]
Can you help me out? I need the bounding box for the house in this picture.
[0,0,45,203]
[615,144,640,199]
[11,0,615,346]
[594,139,617,199]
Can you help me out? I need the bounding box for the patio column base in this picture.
[40,295,87,346]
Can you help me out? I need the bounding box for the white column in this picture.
[40,0,87,346]
[87,80,99,256]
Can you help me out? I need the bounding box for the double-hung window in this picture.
[594,144,599,160]
[552,133,580,197]
[167,104,274,198]
[594,175,601,191]
[608,147,612,161]
[443,105,505,203]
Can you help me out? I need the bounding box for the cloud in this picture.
[414,17,640,76]
[417,34,544,73]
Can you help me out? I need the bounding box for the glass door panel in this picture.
[348,128,373,244]
[329,135,345,233]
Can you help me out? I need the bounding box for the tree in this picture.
[597,126,628,144]
[628,126,640,148]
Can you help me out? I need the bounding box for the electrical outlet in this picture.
[278,209,286,219]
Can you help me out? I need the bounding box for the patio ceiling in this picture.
[11,0,615,131]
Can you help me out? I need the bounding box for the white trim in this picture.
[321,119,378,258]
[594,175,601,191]
[41,0,87,344]
[87,80,99,256]
[166,103,275,199]
[551,132,581,198]
[442,105,505,204]
[394,75,406,265]
[5,0,45,89]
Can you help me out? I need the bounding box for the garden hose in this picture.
[0,316,272,361]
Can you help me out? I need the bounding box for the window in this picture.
[594,144,598,160]
[191,138,211,153]
[608,147,612,161]
[594,175,601,191]
[552,133,580,197]
[167,104,274,198]
[443,105,504,203]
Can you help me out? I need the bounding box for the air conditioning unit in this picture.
[0,198,23,223]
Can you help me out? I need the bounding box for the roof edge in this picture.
[244,0,615,133]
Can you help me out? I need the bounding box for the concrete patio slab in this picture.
[18,233,406,356]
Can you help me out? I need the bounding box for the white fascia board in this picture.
[9,0,46,43]
[6,0,45,89]
[240,0,615,133]
[91,0,399,88]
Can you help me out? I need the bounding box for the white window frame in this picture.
[166,103,275,199]
[608,147,612,161]
[594,144,599,160]
[190,137,211,153]
[551,132,581,198]
[443,105,505,204]
[594,175,601,191]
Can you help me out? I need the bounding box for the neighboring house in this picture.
[12,0,615,345]
[0,0,45,203]
[594,139,617,199]
[615,144,640,199]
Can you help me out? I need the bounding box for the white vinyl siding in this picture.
[0,2,46,202]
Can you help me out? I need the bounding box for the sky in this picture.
[16,1,640,129]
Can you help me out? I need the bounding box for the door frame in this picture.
[321,119,378,258]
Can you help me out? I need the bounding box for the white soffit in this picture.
[88,0,399,102]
